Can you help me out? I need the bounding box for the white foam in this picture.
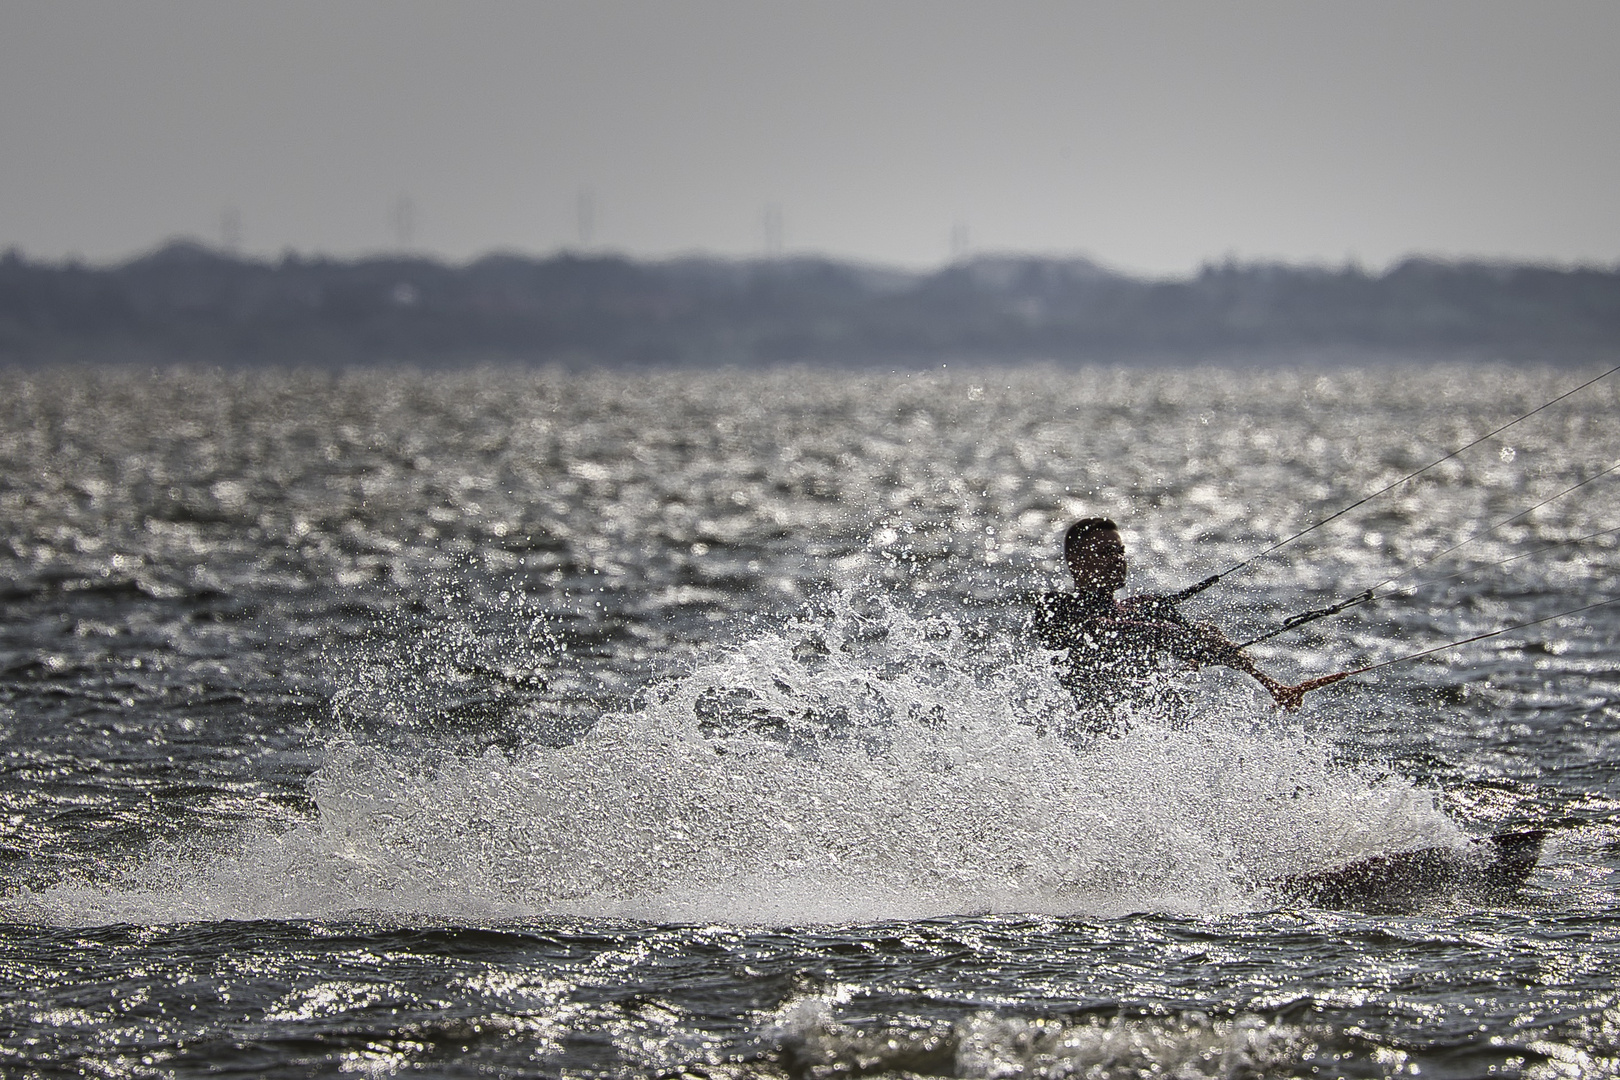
[5,597,1461,927]
[773,995,1344,1079]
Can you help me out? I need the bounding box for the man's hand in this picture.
[1269,681,1306,711]
[1264,671,1360,711]
[1256,673,1306,711]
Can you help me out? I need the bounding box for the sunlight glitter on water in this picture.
[2,360,1617,1077]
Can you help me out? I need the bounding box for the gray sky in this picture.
[4,1,1618,276]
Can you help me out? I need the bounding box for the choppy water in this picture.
[2,361,1617,1078]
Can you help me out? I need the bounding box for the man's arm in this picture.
[1175,622,1303,710]
[1116,597,1302,710]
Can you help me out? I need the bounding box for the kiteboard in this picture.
[1270,829,1546,910]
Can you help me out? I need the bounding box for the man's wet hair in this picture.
[1064,517,1120,559]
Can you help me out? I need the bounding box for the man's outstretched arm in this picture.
[1175,622,1304,710]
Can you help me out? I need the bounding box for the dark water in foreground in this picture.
[1,362,1617,1078]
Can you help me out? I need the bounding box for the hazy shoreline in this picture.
[5,241,1619,367]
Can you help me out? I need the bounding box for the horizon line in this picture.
[9,236,1620,283]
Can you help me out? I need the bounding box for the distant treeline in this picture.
[4,241,1620,365]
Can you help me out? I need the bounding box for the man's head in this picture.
[1064,517,1127,595]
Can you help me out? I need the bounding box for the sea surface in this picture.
[1,360,1617,1078]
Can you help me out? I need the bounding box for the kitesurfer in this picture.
[1029,518,1304,731]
